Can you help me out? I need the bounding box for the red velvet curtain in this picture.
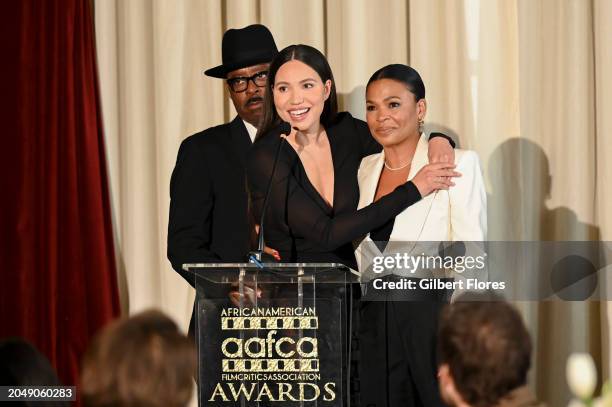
[0,0,120,386]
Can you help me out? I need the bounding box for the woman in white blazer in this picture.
[354,64,487,407]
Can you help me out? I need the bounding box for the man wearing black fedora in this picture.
[167,24,278,336]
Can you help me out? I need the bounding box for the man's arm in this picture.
[168,136,220,287]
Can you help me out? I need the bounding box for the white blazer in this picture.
[354,133,487,278]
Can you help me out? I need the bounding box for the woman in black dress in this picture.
[246,45,458,268]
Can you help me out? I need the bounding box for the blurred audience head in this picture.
[0,337,62,386]
[0,338,65,407]
[81,309,196,407]
[437,293,532,407]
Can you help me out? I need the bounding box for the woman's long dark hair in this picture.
[255,44,338,141]
[366,64,425,100]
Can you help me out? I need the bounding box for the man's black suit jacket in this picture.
[168,115,252,293]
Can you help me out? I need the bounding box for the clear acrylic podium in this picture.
[182,262,359,407]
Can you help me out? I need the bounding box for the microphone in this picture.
[249,121,292,265]
[278,121,292,138]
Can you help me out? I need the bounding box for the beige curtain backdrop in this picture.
[94,0,612,405]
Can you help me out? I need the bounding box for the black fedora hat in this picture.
[204,24,278,78]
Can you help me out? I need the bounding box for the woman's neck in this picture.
[383,131,420,169]
[293,123,324,147]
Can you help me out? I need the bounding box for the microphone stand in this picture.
[248,122,292,266]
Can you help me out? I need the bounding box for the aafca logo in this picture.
[208,307,337,403]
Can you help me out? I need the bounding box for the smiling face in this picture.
[365,78,426,147]
[226,63,270,127]
[272,60,331,134]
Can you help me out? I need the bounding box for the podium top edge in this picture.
[182,262,348,270]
